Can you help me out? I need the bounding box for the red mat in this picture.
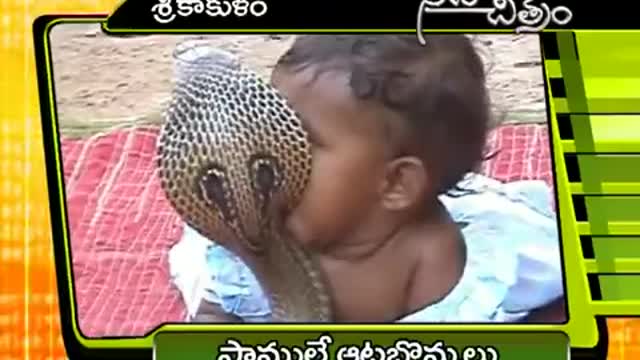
[60,124,553,338]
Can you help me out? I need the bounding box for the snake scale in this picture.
[156,43,333,322]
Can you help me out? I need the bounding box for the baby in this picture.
[169,35,565,323]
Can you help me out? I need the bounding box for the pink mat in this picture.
[60,124,553,338]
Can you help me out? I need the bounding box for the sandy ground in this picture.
[49,24,547,137]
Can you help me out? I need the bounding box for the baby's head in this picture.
[271,35,490,250]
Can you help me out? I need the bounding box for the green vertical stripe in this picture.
[558,33,606,235]
[558,33,612,303]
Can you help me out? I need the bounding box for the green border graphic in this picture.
[38,15,633,356]
[553,31,640,320]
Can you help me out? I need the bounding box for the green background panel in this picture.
[585,196,640,222]
[585,258,640,273]
[577,32,640,113]
[554,31,640,317]
[563,141,640,154]
[571,154,640,194]
[599,276,640,301]
[585,99,640,114]
[154,332,569,360]
[593,237,640,258]
[590,116,640,152]
[545,60,562,78]
[553,98,569,113]
[578,222,640,236]
[571,184,640,195]
[560,140,575,152]
[542,31,597,345]
[576,32,640,78]
[585,237,640,273]
[584,78,640,99]
[560,116,640,153]
[576,154,640,182]
[556,32,588,114]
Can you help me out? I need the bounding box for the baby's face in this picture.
[271,67,391,251]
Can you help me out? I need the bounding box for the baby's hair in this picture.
[274,35,491,194]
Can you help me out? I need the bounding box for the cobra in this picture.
[156,43,333,322]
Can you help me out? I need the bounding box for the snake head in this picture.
[156,43,312,261]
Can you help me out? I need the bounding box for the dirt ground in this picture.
[49,24,548,137]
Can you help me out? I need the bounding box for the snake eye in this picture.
[196,164,235,223]
[256,160,276,194]
[248,154,282,225]
[249,155,281,203]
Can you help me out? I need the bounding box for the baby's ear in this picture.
[379,156,428,211]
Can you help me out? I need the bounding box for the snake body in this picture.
[156,44,333,322]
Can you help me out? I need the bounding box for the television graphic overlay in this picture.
[32,1,640,359]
